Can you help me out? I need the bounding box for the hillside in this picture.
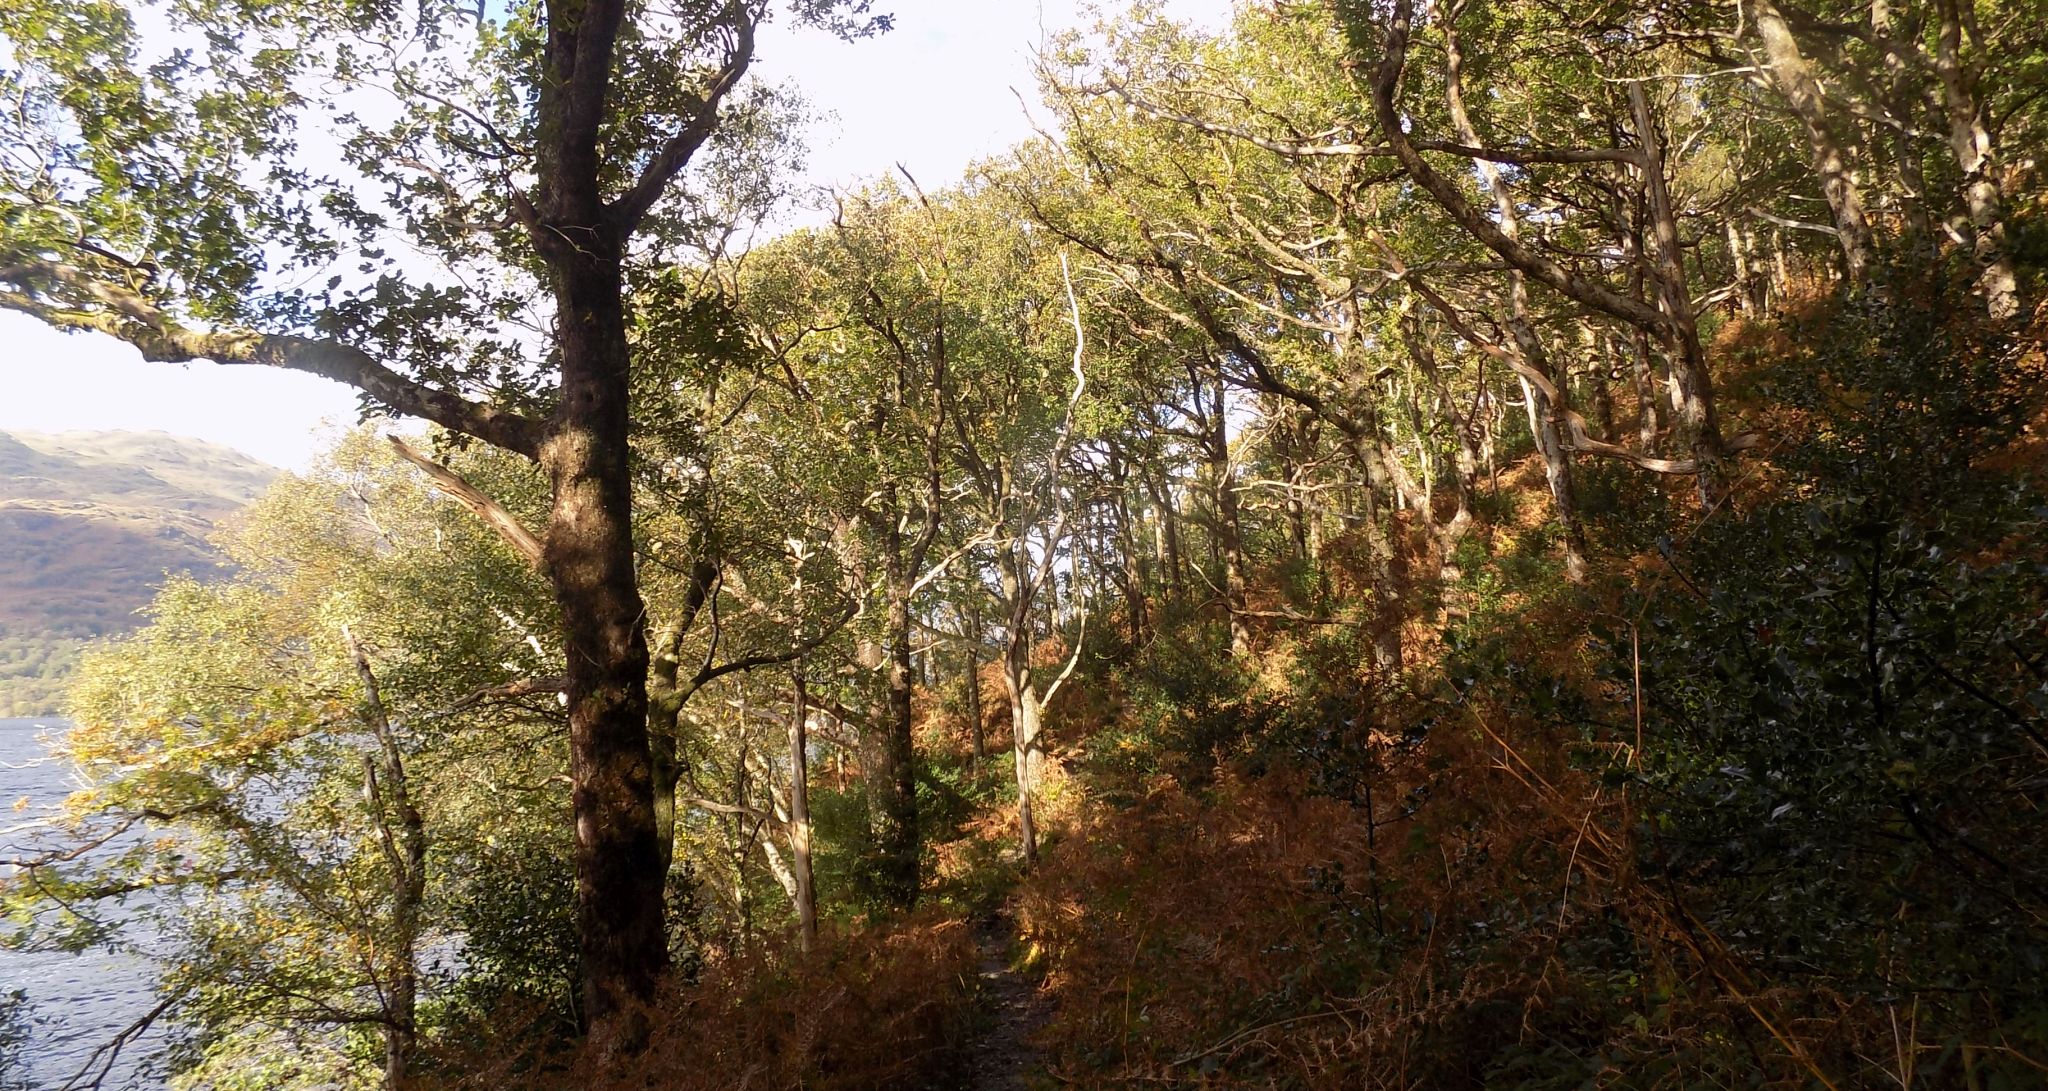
[0,430,275,715]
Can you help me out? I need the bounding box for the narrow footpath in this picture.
[969,908,1053,1091]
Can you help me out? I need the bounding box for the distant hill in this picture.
[0,430,276,716]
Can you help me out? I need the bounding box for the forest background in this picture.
[3,0,2046,1087]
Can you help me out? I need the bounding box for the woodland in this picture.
[2,0,2046,1087]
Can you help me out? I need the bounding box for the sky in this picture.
[0,0,1235,470]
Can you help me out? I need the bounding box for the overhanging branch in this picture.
[0,260,544,457]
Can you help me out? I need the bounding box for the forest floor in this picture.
[968,905,1052,1091]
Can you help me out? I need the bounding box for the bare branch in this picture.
[442,676,569,713]
[387,436,548,573]
[1745,206,1841,236]
[1039,602,1090,709]
[59,987,188,1091]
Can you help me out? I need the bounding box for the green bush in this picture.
[1613,294,2048,1084]
[1110,624,1272,789]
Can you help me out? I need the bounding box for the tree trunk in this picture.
[1117,475,1151,645]
[872,560,921,910]
[538,238,669,1043]
[963,604,986,760]
[1011,683,1043,867]
[1616,202,1667,453]
[1042,533,1064,624]
[1003,627,1043,868]
[1340,432,1406,672]
[1587,327,1617,438]
[994,547,1047,866]
[1443,26,1588,580]
[728,734,754,947]
[1521,369,1590,579]
[1934,0,2019,318]
[1749,0,1877,286]
[1146,471,1185,602]
[1726,222,1761,316]
[1629,81,1730,503]
[1404,315,1480,559]
[1627,331,1658,449]
[1206,379,1253,657]
[345,629,423,1091]
[1892,130,1936,249]
[1272,401,1313,563]
[1070,516,1091,625]
[646,614,687,885]
[1402,380,1435,525]
[1872,1,1936,252]
[787,666,817,952]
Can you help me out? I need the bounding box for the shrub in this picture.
[1605,293,2048,1086]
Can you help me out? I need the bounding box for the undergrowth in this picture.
[425,911,980,1090]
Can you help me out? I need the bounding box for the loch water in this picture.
[0,718,167,1090]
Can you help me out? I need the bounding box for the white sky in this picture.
[0,0,1234,470]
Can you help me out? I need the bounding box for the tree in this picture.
[6,433,567,1088]
[1032,12,1437,659]
[0,0,885,1042]
[733,185,956,908]
[929,185,1094,866]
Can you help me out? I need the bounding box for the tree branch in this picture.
[607,7,758,233]
[387,436,548,572]
[1102,74,1640,165]
[0,260,544,456]
[1745,205,1841,236]
[1401,270,1761,473]
[1366,0,1674,336]
[678,603,857,704]
[441,675,570,714]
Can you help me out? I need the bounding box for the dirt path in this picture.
[969,909,1053,1091]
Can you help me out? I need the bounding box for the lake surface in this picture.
[0,719,168,1090]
